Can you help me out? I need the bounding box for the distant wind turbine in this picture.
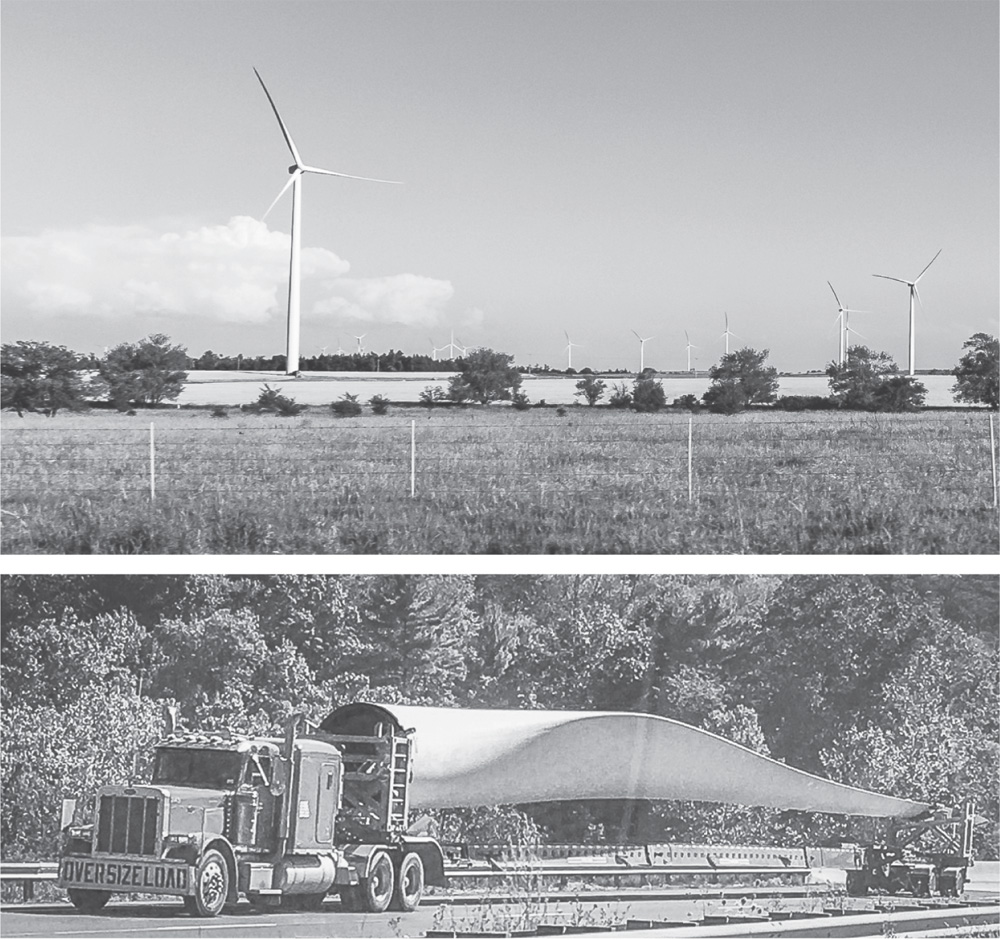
[721,313,738,356]
[631,330,653,373]
[827,282,870,367]
[335,337,346,356]
[254,67,401,376]
[564,331,582,370]
[872,249,942,376]
[354,333,367,354]
[685,331,699,372]
[443,330,466,359]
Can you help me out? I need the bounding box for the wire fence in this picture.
[3,412,997,509]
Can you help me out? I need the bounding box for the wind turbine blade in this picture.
[827,281,843,309]
[631,330,642,341]
[872,274,911,285]
[254,68,303,167]
[915,248,942,282]
[262,171,299,220]
[302,165,402,184]
[913,285,922,308]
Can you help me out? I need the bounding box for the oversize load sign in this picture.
[59,858,191,894]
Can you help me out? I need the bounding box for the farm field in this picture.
[1,407,996,554]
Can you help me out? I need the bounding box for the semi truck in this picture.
[57,704,446,917]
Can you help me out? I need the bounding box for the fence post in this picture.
[410,420,416,498]
[149,422,156,503]
[990,414,997,509]
[687,416,693,502]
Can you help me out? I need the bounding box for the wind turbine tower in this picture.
[564,331,581,370]
[721,313,738,356]
[685,331,699,372]
[631,330,653,373]
[254,68,400,376]
[872,249,942,376]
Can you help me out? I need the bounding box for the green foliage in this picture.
[453,348,523,405]
[703,348,778,414]
[672,394,701,412]
[369,395,390,415]
[952,332,999,409]
[252,385,305,416]
[511,391,531,411]
[774,395,837,411]
[574,375,606,406]
[1,341,93,417]
[827,346,926,411]
[330,392,363,417]
[630,377,666,413]
[98,334,188,408]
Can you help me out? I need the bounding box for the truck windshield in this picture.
[152,748,243,789]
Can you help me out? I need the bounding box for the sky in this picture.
[2,0,997,372]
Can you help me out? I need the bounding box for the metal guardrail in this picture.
[0,862,59,902]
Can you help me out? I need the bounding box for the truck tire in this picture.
[360,851,394,914]
[184,849,230,917]
[391,853,424,912]
[68,888,111,913]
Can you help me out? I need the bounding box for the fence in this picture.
[2,411,997,553]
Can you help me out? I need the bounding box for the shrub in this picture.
[453,348,522,404]
[774,395,838,412]
[827,346,926,411]
[511,391,531,411]
[420,385,445,408]
[631,377,666,413]
[369,395,390,415]
[673,394,701,412]
[533,399,548,408]
[99,333,188,408]
[574,375,606,406]
[330,393,363,417]
[703,347,778,414]
[252,384,305,416]
[556,406,567,417]
[607,382,632,409]
[210,405,229,419]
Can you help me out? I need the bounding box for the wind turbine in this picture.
[631,330,653,373]
[721,313,738,356]
[443,330,467,359]
[335,337,346,356]
[685,331,699,372]
[254,68,400,376]
[354,333,367,355]
[827,282,870,366]
[564,331,582,370]
[872,249,941,376]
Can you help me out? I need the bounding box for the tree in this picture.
[703,348,778,415]
[1,341,92,416]
[827,346,926,411]
[631,376,666,412]
[452,348,522,405]
[574,374,606,406]
[952,332,999,409]
[99,333,188,408]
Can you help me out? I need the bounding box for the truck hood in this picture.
[160,786,230,837]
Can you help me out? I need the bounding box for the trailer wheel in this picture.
[184,849,229,917]
[68,888,111,913]
[391,853,424,912]
[360,851,394,913]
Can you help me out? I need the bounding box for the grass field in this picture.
[2,407,996,554]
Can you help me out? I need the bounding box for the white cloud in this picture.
[313,273,455,326]
[1,217,453,328]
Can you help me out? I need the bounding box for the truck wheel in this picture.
[184,849,229,917]
[68,888,111,913]
[391,853,424,912]
[360,851,394,913]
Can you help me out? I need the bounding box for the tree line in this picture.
[2,575,996,859]
[1,333,996,417]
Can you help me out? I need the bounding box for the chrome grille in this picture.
[96,793,160,856]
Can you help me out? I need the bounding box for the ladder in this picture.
[387,736,411,832]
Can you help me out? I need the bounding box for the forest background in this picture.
[2,574,996,862]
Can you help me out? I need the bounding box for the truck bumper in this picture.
[58,856,195,896]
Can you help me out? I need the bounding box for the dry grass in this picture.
[2,407,996,553]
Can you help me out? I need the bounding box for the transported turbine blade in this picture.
[915,248,942,282]
[302,164,402,184]
[254,68,303,167]
[263,171,299,220]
